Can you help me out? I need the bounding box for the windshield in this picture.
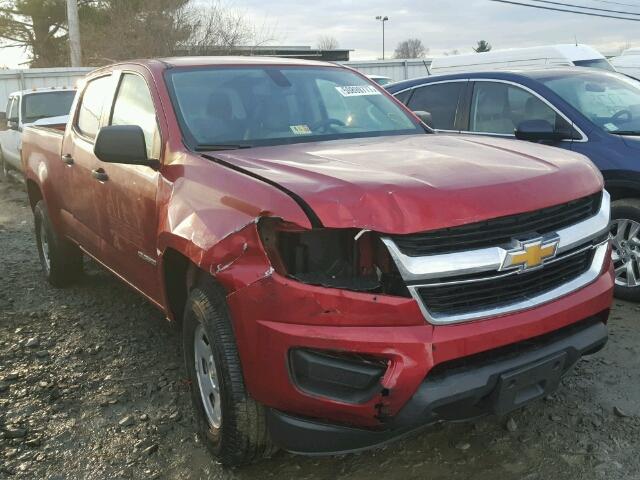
[541,72,640,135]
[166,66,422,149]
[21,91,75,124]
[573,59,616,72]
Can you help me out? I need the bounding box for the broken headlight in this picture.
[258,218,408,295]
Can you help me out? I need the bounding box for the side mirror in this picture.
[515,119,571,142]
[413,110,434,129]
[94,125,158,167]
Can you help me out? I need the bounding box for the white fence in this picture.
[0,67,93,112]
[341,59,433,82]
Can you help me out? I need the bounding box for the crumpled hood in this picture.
[209,134,603,234]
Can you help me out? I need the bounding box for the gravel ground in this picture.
[1,176,639,480]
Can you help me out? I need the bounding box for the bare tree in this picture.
[473,40,492,53]
[393,38,428,59]
[317,35,339,50]
[185,0,275,55]
[443,49,460,56]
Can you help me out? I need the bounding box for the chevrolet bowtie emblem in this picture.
[501,236,560,272]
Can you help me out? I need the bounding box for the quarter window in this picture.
[110,73,161,159]
[76,76,112,139]
[407,82,465,130]
[469,82,563,135]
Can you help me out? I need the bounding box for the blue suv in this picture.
[387,68,640,301]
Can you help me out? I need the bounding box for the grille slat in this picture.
[393,193,601,257]
[417,250,593,317]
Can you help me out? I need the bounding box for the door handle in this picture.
[62,154,74,165]
[91,168,109,182]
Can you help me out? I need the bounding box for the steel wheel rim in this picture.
[611,218,640,288]
[194,324,222,429]
[39,220,51,273]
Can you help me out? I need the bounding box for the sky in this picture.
[2,0,640,67]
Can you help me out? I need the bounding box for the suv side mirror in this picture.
[413,110,434,129]
[94,125,158,167]
[515,119,571,142]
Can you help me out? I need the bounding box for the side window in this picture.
[110,73,161,159]
[469,82,561,135]
[394,89,413,105]
[407,82,464,130]
[76,76,112,139]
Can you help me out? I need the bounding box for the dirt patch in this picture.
[0,177,639,479]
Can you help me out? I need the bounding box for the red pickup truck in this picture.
[21,57,613,466]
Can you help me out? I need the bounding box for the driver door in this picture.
[1,96,22,171]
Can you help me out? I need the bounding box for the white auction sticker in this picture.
[335,85,381,97]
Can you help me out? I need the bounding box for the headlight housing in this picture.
[258,218,408,295]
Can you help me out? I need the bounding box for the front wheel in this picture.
[610,199,640,302]
[182,280,274,466]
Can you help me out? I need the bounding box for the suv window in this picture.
[76,76,111,139]
[110,73,161,159]
[469,82,562,135]
[407,82,465,130]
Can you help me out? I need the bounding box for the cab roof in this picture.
[156,56,337,68]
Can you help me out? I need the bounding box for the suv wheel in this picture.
[611,199,640,302]
[182,279,274,466]
[34,200,83,287]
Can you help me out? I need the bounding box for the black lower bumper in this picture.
[267,318,608,455]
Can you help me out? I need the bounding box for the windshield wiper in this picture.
[609,131,640,136]
[194,144,253,151]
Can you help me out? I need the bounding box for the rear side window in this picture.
[469,82,563,135]
[110,73,161,159]
[407,82,465,130]
[76,76,111,139]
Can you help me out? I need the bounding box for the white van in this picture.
[429,44,615,75]
[610,48,640,81]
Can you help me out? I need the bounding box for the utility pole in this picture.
[66,0,82,67]
[375,16,389,60]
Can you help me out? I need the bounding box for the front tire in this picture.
[611,199,640,302]
[182,280,274,466]
[34,200,83,287]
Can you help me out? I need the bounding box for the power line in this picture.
[530,0,640,15]
[489,0,640,20]
[588,0,640,8]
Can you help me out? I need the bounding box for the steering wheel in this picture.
[315,118,346,133]
[612,109,633,123]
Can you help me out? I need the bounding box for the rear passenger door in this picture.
[403,81,468,132]
[61,74,116,255]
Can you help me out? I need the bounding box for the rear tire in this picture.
[610,199,640,302]
[182,279,275,466]
[34,200,83,287]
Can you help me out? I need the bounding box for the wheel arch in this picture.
[603,171,640,202]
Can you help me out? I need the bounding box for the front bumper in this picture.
[266,316,608,454]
